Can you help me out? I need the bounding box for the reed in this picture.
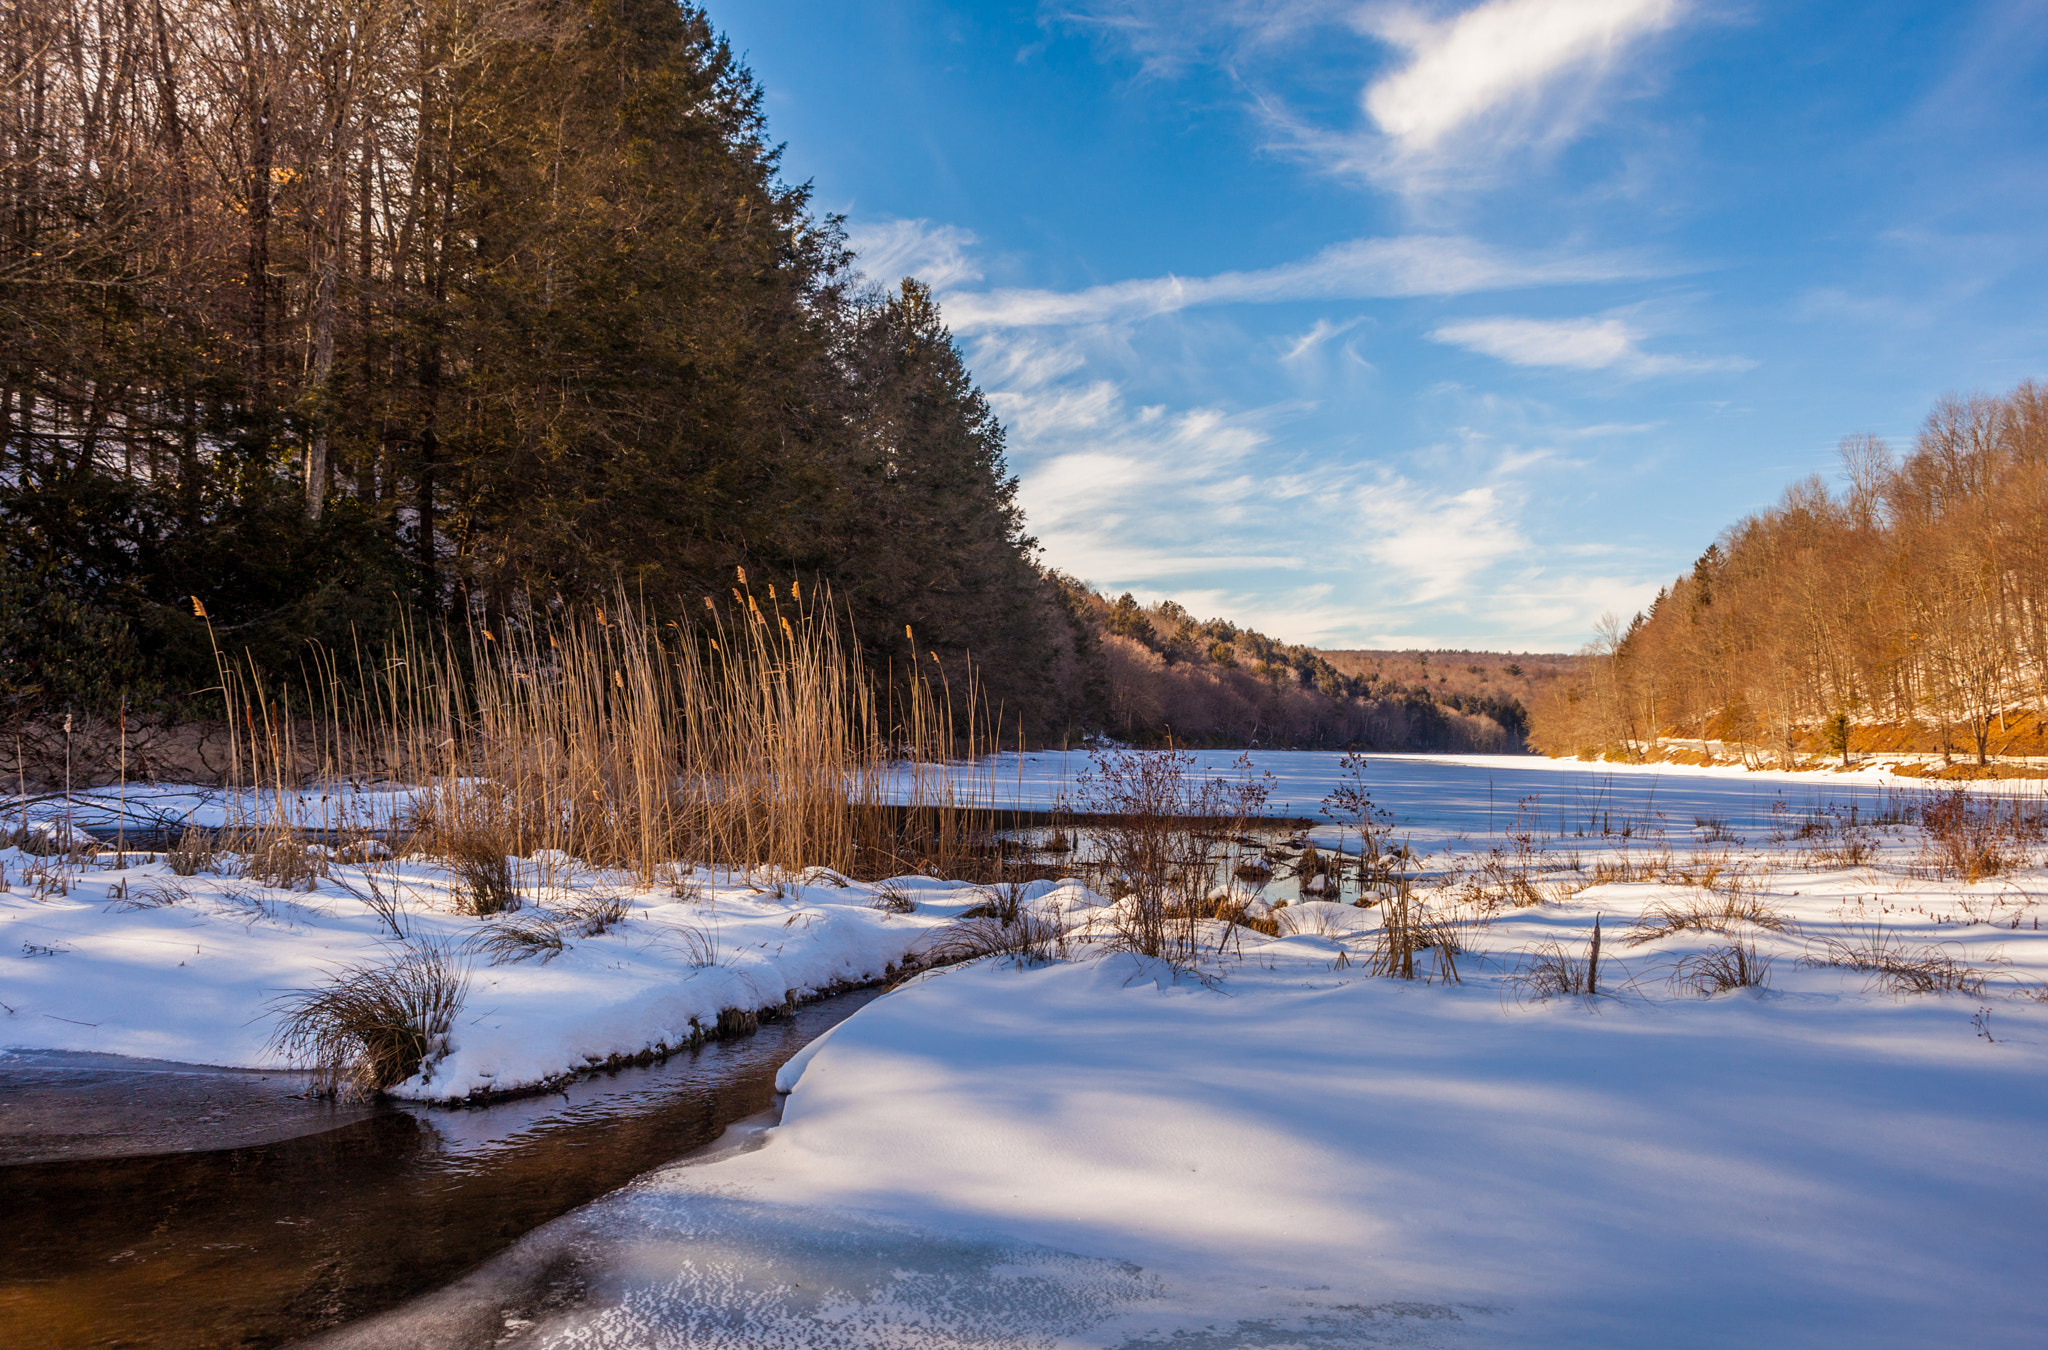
[196,579,1000,884]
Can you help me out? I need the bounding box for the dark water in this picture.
[0,989,880,1350]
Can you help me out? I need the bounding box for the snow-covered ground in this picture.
[0,849,1004,1100]
[11,758,2048,1344]
[433,823,2048,1348]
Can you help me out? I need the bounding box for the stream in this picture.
[0,988,880,1350]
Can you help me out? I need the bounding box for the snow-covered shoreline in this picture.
[0,849,1027,1101]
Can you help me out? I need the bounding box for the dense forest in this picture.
[0,0,1526,775]
[1530,380,2048,770]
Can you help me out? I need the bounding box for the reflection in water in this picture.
[0,989,879,1350]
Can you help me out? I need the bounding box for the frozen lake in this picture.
[948,750,1963,852]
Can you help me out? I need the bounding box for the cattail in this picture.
[736,566,747,585]
[780,615,793,638]
[191,596,208,618]
[703,596,714,610]
[905,625,914,642]
[791,579,801,600]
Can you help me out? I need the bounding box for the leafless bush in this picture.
[1671,940,1772,996]
[870,880,917,914]
[1798,924,1994,995]
[1077,746,1272,966]
[470,914,568,966]
[1915,788,2038,882]
[268,943,469,1098]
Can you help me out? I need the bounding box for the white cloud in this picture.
[1428,314,1750,376]
[1279,317,1364,363]
[1355,476,1529,603]
[846,218,984,290]
[942,235,1657,332]
[1362,0,1682,152]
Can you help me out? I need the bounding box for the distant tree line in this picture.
[1530,380,2048,766]
[1059,583,1526,751]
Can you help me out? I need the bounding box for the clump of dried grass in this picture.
[922,907,1071,968]
[1363,893,1468,983]
[870,880,917,914]
[1798,923,1997,995]
[565,890,629,937]
[1625,888,1791,946]
[1671,940,1772,996]
[237,832,327,892]
[1504,915,1608,1002]
[268,943,469,1098]
[167,829,217,877]
[469,913,568,966]
[108,877,189,911]
[446,838,519,916]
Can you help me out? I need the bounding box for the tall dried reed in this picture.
[200,580,995,882]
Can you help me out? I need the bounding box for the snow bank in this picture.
[486,833,2048,1348]
[0,848,989,1100]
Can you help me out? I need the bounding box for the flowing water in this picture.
[0,989,880,1350]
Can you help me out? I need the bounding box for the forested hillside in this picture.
[0,0,1064,724]
[1530,380,2048,769]
[1059,584,1527,751]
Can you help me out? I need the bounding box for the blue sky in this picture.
[720,0,2048,652]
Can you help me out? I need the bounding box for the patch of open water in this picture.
[0,989,880,1350]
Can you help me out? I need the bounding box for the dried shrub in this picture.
[1915,788,2036,882]
[1505,916,1608,1002]
[1671,940,1772,996]
[1798,924,1994,995]
[268,943,469,1098]
[1363,893,1467,983]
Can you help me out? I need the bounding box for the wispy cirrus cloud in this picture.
[1428,314,1750,376]
[1361,0,1684,153]
[846,218,984,289]
[941,234,1659,332]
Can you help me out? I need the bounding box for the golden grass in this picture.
[198,580,1000,885]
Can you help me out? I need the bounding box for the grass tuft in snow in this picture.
[1671,939,1773,996]
[470,913,568,965]
[1625,888,1792,946]
[1798,923,1999,996]
[269,941,469,1098]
